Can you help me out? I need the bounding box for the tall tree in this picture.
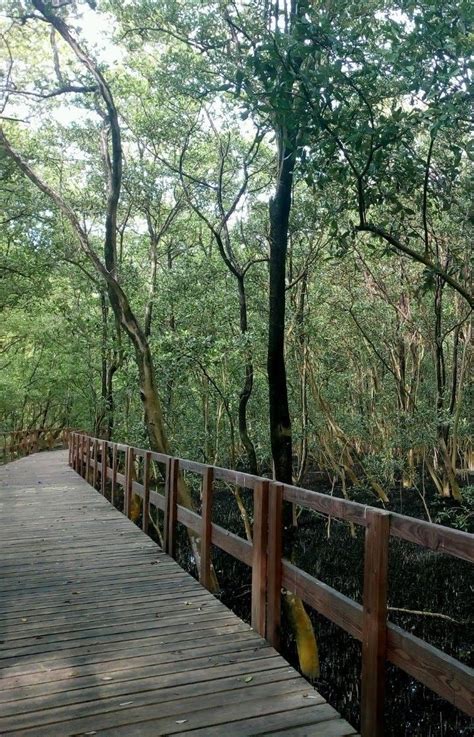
[0,0,214,580]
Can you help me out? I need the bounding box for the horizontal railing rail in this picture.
[69,432,474,735]
[1,427,72,464]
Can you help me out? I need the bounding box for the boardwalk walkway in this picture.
[0,451,357,737]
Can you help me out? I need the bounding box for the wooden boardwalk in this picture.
[0,451,357,737]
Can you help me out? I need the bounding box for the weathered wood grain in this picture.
[361,510,390,737]
[0,450,352,737]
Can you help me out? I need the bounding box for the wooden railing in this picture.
[1,427,72,464]
[69,432,474,735]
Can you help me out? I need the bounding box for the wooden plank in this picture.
[0,614,241,660]
[360,510,390,737]
[80,434,85,476]
[211,522,253,566]
[85,435,91,483]
[266,481,283,649]
[179,458,207,474]
[0,612,241,657]
[101,439,108,496]
[149,449,169,463]
[164,458,179,558]
[0,665,314,737]
[73,433,78,472]
[75,432,80,473]
[281,561,363,640]
[200,466,214,590]
[132,478,145,498]
[149,488,166,511]
[251,479,268,636]
[177,504,201,534]
[142,450,151,534]
[0,623,253,672]
[0,449,356,737]
[111,442,117,503]
[283,484,368,528]
[212,465,259,489]
[0,634,268,687]
[124,446,134,518]
[172,702,339,737]
[387,624,474,716]
[390,512,473,564]
[93,437,98,489]
[0,586,207,620]
[257,722,358,737]
[0,602,229,645]
[0,567,194,597]
[0,599,214,636]
[0,658,290,729]
[284,481,473,564]
[0,644,277,710]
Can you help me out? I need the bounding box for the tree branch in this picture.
[356,222,473,308]
[2,84,98,100]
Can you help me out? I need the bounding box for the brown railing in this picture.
[1,427,72,464]
[69,432,474,735]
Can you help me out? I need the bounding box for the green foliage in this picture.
[0,0,471,510]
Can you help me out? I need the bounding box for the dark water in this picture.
[111,468,472,736]
[174,478,473,737]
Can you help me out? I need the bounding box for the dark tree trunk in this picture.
[237,274,258,474]
[267,139,295,485]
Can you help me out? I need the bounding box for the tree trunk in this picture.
[267,134,320,679]
[268,137,295,486]
[237,274,258,474]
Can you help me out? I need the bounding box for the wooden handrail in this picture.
[0,427,72,463]
[69,432,474,733]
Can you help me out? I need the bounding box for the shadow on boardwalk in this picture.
[0,451,357,736]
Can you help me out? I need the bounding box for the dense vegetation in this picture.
[0,2,472,733]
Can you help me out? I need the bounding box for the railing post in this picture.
[111,443,117,504]
[79,435,85,477]
[85,436,91,483]
[361,509,390,737]
[251,479,269,637]
[124,446,134,518]
[164,457,179,558]
[74,434,79,471]
[76,434,81,474]
[101,440,108,495]
[266,482,283,649]
[83,435,88,477]
[92,438,98,489]
[199,466,214,590]
[68,432,72,466]
[142,450,151,534]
